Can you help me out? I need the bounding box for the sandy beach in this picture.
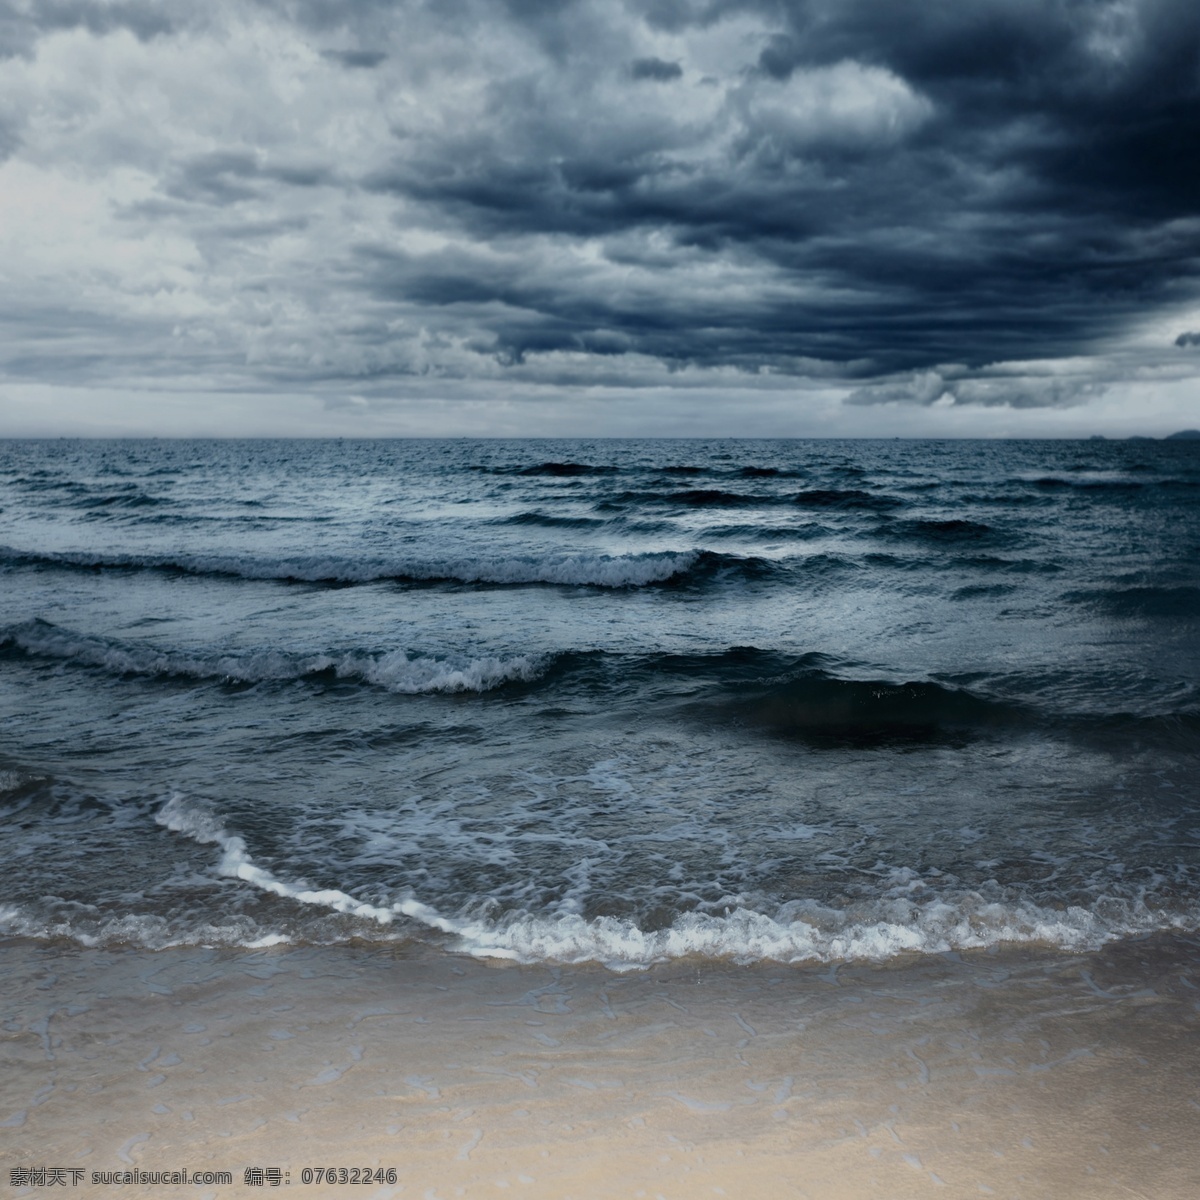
[3,933,1198,1199]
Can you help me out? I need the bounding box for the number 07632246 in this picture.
[299,1167,398,1185]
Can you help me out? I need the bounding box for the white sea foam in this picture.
[0,902,292,951]
[440,898,1192,970]
[146,796,1200,968]
[2,622,542,694]
[155,794,403,925]
[333,650,541,694]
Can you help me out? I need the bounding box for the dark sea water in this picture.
[2,438,1198,968]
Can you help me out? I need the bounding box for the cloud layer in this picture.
[0,0,1198,431]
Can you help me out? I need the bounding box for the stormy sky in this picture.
[1,0,1198,436]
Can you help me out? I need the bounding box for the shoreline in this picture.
[3,933,1199,1198]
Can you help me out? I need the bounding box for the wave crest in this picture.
[1,620,545,694]
[0,544,707,588]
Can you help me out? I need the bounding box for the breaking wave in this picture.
[0,544,783,589]
[443,895,1199,969]
[0,544,718,588]
[0,620,547,694]
[8,792,1194,967]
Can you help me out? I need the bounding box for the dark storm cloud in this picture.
[3,0,1200,426]
[340,0,1200,384]
[1178,332,1200,347]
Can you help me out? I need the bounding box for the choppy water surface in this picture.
[2,438,1198,966]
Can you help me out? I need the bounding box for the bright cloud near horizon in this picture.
[0,0,1198,437]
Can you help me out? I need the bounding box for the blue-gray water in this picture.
[2,438,1198,966]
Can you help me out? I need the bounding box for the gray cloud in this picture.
[0,0,1198,433]
[630,56,683,81]
[320,49,387,69]
[0,0,196,58]
[0,113,21,163]
[845,370,1107,410]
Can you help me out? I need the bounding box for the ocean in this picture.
[2,437,1198,969]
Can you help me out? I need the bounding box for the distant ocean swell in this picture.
[481,460,1200,491]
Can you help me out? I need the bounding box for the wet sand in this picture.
[3,934,1199,1198]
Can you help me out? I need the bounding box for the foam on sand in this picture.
[149,794,1200,968]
